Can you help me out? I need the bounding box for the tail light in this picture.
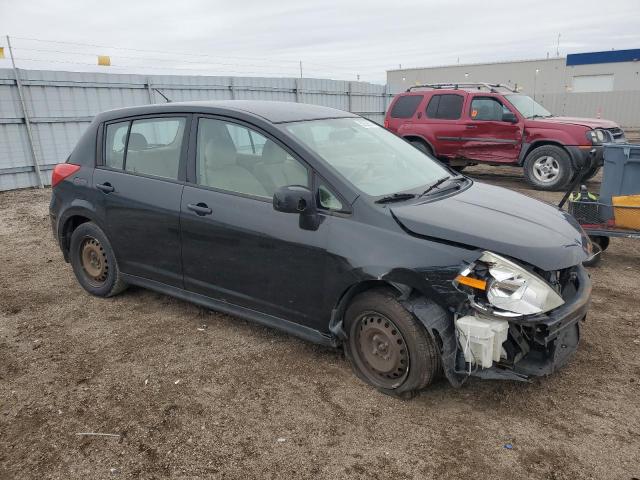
[51,163,81,187]
[384,118,390,129]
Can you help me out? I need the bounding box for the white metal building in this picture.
[387,49,640,128]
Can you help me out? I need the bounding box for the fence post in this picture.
[347,81,352,112]
[146,78,154,104]
[295,78,301,103]
[6,35,44,189]
[383,84,389,114]
[229,77,236,100]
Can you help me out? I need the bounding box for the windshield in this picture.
[504,94,552,119]
[283,118,451,196]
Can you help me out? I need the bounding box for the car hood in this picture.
[390,182,591,271]
[527,116,619,129]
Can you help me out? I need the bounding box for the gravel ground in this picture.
[1,169,639,479]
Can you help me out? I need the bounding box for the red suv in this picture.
[384,83,626,190]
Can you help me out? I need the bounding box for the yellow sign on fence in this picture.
[0,47,5,59]
[97,55,111,66]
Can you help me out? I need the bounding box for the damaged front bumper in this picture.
[408,264,591,387]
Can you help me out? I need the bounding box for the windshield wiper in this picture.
[374,192,417,204]
[418,176,451,198]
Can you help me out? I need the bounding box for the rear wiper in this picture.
[418,176,451,198]
[374,192,417,204]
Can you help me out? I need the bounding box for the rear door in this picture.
[457,95,523,163]
[180,116,330,330]
[93,114,190,287]
[408,93,467,159]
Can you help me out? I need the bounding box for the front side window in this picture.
[124,117,186,179]
[104,121,129,169]
[318,184,343,211]
[390,95,423,119]
[425,94,464,120]
[196,118,309,198]
[470,97,509,121]
[284,118,450,197]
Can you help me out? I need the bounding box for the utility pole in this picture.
[556,33,561,57]
[6,35,44,188]
[299,61,303,79]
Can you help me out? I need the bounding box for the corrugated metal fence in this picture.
[0,68,392,191]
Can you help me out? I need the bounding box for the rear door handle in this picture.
[187,203,213,216]
[465,124,478,129]
[96,182,114,193]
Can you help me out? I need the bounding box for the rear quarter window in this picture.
[425,94,464,120]
[390,95,423,119]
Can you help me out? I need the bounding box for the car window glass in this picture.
[125,117,186,179]
[105,121,129,169]
[197,118,309,198]
[425,94,464,120]
[318,184,343,211]
[470,97,505,121]
[390,95,423,118]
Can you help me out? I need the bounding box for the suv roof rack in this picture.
[406,82,517,93]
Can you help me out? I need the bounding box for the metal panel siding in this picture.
[0,68,392,190]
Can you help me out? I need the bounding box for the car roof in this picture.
[96,100,358,124]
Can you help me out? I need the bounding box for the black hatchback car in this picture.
[50,100,593,397]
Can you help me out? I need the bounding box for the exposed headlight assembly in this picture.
[455,251,564,316]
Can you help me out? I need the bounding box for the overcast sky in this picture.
[0,0,639,83]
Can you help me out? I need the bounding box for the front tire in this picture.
[69,222,127,297]
[523,145,574,191]
[344,290,441,397]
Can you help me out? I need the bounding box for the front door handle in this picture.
[465,124,478,129]
[96,182,114,193]
[187,202,213,216]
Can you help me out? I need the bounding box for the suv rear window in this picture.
[425,94,464,120]
[390,95,423,118]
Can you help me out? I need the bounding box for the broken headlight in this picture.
[454,251,564,316]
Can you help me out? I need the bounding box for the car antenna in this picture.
[153,88,172,103]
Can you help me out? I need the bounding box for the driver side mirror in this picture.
[502,111,518,123]
[273,185,320,230]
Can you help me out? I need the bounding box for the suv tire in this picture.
[344,289,441,398]
[409,140,433,156]
[69,222,127,297]
[523,145,574,191]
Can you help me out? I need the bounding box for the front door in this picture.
[458,95,522,163]
[180,116,329,329]
[93,115,190,287]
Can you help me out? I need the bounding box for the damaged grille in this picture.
[606,127,626,143]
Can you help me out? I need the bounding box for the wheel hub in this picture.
[80,238,108,284]
[355,313,409,386]
[533,156,560,183]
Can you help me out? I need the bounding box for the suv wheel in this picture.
[69,222,127,297]
[409,140,433,156]
[344,289,441,398]
[523,145,573,191]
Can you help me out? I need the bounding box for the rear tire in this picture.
[69,222,127,297]
[410,140,433,156]
[523,145,574,191]
[344,289,441,398]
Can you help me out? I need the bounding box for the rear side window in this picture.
[390,95,423,118]
[470,97,509,121]
[425,94,464,120]
[104,121,129,169]
[124,117,186,180]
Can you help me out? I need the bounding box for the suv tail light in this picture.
[384,118,390,129]
[51,163,81,187]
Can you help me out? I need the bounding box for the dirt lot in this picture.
[1,169,639,480]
